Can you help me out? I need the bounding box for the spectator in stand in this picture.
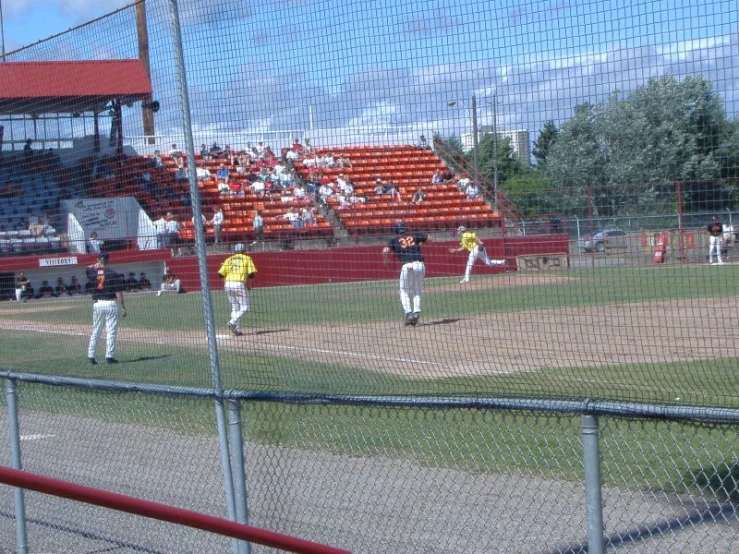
[180,189,192,208]
[196,162,212,181]
[336,152,353,169]
[55,277,70,297]
[36,280,55,299]
[250,179,266,199]
[139,272,152,290]
[465,181,481,200]
[432,169,446,185]
[154,213,168,249]
[217,179,231,195]
[69,276,82,295]
[411,186,427,205]
[228,180,245,196]
[168,144,184,169]
[87,231,104,254]
[336,174,353,196]
[209,142,224,159]
[209,207,225,247]
[283,206,304,229]
[223,145,233,161]
[301,205,317,225]
[236,152,252,174]
[318,181,334,204]
[417,135,429,149]
[252,211,265,244]
[165,213,181,252]
[199,143,210,159]
[304,138,314,154]
[216,163,231,185]
[456,175,471,192]
[174,167,188,182]
[152,150,165,169]
[125,272,139,292]
[157,271,182,296]
[293,183,307,201]
[255,141,266,158]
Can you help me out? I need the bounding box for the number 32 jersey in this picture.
[387,233,428,264]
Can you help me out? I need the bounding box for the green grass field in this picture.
[1,264,738,407]
[1,264,737,498]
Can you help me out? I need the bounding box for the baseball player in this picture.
[382,221,429,326]
[218,243,257,336]
[451,226,505,283]
[86,252,127,365]
[707,215,724,265]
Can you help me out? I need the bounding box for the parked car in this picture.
[578,228,627,252]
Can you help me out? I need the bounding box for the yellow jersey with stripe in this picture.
[218,253,257,282]
[459,232,479,252]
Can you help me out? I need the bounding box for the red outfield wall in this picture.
[1,235,569,296]
[168,235,570,291]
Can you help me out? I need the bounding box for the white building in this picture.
[461,128,531,166]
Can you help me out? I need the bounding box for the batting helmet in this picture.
[97,252,109,262]
[233,243,245,253]
[392,221,407,234]
[457,226,467,233]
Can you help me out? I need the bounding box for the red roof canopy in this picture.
[0,60,153,115]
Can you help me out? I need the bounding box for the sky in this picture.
[1,0,738,154]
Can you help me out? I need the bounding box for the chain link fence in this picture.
[1,377,737,553]
[1,0,738,552]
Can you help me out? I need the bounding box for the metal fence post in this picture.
[582,413,605,554]
[4,378,29,554]
[228,399,250,554]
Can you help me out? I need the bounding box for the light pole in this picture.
[471,94,478,175]
[0,0,6,62]
[447,95,479,175]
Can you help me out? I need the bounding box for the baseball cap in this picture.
[457,226,467,233]
[234,243,245,253]
[393,221,406,234]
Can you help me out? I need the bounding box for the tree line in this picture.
[447,76,739,218]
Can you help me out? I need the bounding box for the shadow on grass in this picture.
[247,328,291,336]
[420,318,461,326]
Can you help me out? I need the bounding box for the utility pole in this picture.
[492,93,498,194]
[471,94,479,176]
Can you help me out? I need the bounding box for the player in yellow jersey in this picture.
[217,243,257,336]
[450,226,505,283]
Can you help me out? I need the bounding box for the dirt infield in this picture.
[2,271,738,380]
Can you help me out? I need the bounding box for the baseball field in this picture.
[1,263,738,408]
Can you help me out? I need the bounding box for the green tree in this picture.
[546,76,729,216]
[532,120,559,166]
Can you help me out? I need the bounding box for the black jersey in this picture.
[707,222,722,237]
[86,267,124,301]
[387,233,427,264]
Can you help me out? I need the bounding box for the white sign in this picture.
[39,256,78,267]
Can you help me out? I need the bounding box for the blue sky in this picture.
[2,0,738,152]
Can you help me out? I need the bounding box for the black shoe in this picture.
[411,312,420,326]
[87,358,97,365]
[105,358,119,364]
[404,312,413,326]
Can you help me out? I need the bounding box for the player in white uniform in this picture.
[451,226,505,283]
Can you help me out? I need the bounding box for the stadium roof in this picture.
[0,60,153,116]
